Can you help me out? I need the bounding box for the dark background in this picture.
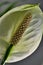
[0,0,43,65]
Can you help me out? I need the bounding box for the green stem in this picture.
[1,44,13,65]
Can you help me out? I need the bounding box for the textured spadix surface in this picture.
[0,4,42,61]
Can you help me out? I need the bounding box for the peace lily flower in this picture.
[0,4,43,65]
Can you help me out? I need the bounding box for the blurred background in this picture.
[0,0,43,65]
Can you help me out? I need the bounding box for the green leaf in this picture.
[0,1,18,17]
[0,1,9,7]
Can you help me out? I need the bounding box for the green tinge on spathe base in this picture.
[0,39,9,59]
[0,4,43,62]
